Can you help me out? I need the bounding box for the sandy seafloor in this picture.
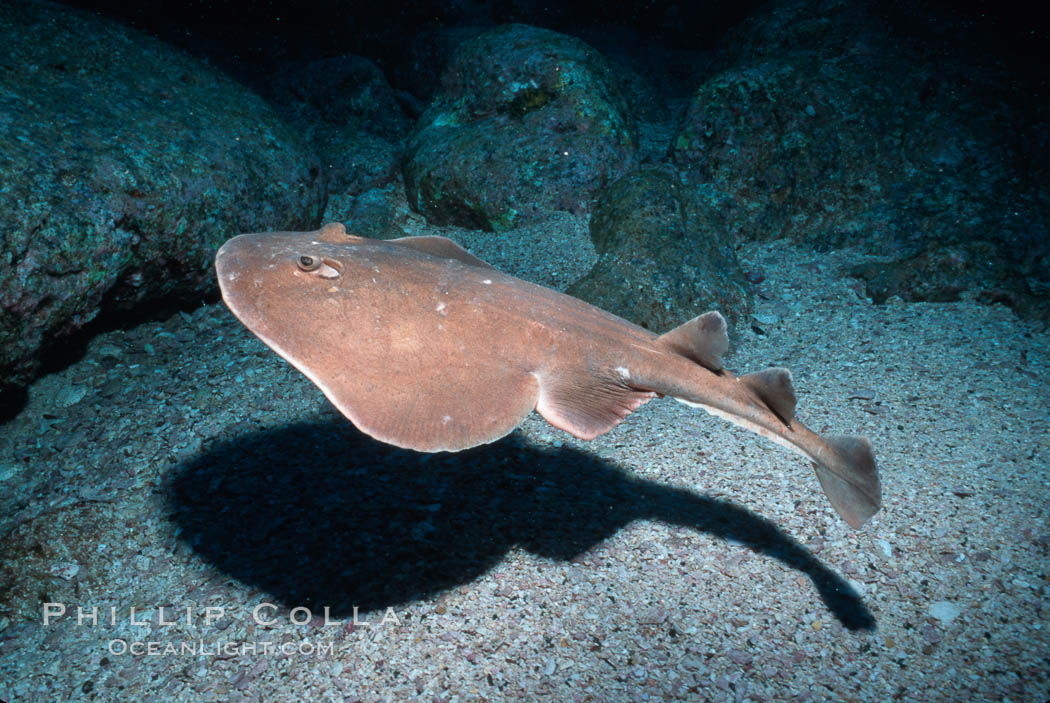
[1,215,1048,702]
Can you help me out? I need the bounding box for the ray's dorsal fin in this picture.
[739,367,796,424]
[388,235,498,270]
[656,310,729,371]
[316,222,350,242]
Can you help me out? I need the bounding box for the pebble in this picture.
[56,384,88,407]
[752,312,780,326]
[637,607,668,624]
[726,649,752,666]
[96,343,123,358]
[50,563,80,580]
[848,388,877,401]
[928,601,962,624]
[745,270,766,284]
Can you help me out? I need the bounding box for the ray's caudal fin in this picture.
[810,435,880,529]
[656,312,881,529]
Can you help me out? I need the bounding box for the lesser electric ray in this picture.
[215,223,881,528]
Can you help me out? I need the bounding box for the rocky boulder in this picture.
[261,55,412,198]
[0,0,326,409]
[670,0,1048,316]
[567,169,751,333]
[403,24,637,231]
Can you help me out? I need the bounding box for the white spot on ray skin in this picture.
[614,366,631,380]
[442,415,452,424]
[436,302,447,315]
[482,279,492,284]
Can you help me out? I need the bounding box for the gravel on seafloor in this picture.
[0,216,1048,702]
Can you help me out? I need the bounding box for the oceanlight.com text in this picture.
[106,639,335,657]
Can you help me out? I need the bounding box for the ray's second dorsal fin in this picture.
[656,311,729,371]
[388,235,498,270]
[739,367,797,424]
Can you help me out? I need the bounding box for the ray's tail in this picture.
[655,311,882,528]
[805,433,880,528]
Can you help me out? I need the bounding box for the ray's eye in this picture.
[295,254,342,279]
[297,255,320,271]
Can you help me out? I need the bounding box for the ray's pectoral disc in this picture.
[216,222,549,452]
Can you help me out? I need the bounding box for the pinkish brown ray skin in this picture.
[216,223,880,528]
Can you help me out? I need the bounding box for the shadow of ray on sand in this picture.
[168,417,874,630]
